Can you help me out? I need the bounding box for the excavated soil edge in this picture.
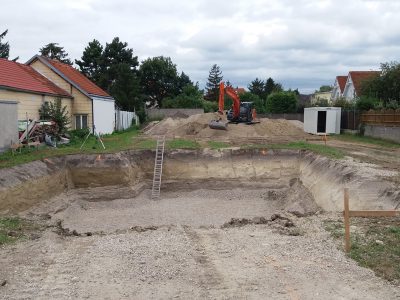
[0,149,398,213]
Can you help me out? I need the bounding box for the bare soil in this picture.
[1,186,399,299]
[144,113,309,143]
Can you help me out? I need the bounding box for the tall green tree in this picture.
[265,77,282,96]
[139,56,183,107]
[361,62,400,106]
[39,43,72,65]
[100,37,139,91]
[248,78,265,99]
[205,64,223,102]
[75,39,104,84]
[0,29,9,59]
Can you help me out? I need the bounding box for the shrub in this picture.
[266,92,297,113]
[202,100,218,113]
[356,96,379,111]
[39,98,70,134]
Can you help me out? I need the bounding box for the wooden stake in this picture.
[344,188,350,253]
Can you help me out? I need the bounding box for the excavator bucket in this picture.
[208,119,228,130]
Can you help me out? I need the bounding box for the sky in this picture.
[2,0,400,94]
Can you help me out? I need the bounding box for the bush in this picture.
[239,92,266,114]
[69,128,90,139]
[333,97,353,110]
[266,92,297,113]
[356,96,379,111]
[202,100,218,113]
[39,98,70,134]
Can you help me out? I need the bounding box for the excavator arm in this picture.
[218,82,241,119]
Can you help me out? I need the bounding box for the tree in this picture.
[39,43,72,65]
[162,84,203,109]
[361,62,400,106]
[248,78,265,99]
[0,29,9,59]
[318,85,333,92]
[109,63,141,112]
[38,98,70,134]
[75,39,104,84]
[265,77,278,96]
[139,56,182,107]
[240,92,266,114]
[205,64,223,102]
[99,37,139,92]
[266,92,298,113]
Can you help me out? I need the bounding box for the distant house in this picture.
[331,76,347,100]
[234,87,246,95]
[310,91,332,105]
[0,58,73,122]
[342,71,380,101]
[26,55,115,134]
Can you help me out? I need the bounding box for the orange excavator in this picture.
[209,82,257,130]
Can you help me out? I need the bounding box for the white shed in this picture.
[304,107,341,135]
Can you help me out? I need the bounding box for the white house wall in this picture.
[92,97,115,134]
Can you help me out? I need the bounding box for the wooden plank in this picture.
[348,210,399,217]
[344,188,351,253]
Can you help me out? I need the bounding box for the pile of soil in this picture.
[144,113,309,141]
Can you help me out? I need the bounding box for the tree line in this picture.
[1,29,303,116]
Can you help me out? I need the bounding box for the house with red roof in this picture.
[342,71,380,101]
[26,55,115,134]
[0,58,73,121]
[331,75,347,100]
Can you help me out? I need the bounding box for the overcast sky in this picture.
[2,0,400,93]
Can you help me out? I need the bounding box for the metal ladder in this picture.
[151,136,165,199]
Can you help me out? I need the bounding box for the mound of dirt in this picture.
[144,113,309,141]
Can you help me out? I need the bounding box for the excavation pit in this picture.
[1,149,399,299]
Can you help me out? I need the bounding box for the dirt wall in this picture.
[0,149,398,213]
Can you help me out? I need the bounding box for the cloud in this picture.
[2,0,400,93]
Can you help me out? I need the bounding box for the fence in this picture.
[115,109,138,131]
[341,110,360,130]
[361,109,400,126]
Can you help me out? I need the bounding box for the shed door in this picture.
[326,110,337,134]
[317,111,326,133]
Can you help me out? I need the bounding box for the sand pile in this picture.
[144,113,308,141]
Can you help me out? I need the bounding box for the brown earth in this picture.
[144,113,309,142]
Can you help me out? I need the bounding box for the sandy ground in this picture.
[1,186,399,299]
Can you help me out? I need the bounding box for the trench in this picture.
[0,149,398,220]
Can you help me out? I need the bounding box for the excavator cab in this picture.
[227,102,254,123]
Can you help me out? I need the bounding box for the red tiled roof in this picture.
[336,76,347,93]
[349,71,380,96]
[0,58,71,97]
[234,87,246,94]
[40,57,110,97]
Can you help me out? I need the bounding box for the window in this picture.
[75,115,88,129]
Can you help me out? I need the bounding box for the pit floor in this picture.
[0,186,399,299]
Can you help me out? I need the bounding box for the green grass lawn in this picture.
[0,217,24,245]
[324,218,400,283]
[334,133,400,148]
[0,127,140,168]
[207,141,230,149]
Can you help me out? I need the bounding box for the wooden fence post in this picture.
[344,188,350,253]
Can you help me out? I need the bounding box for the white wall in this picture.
[115,109,137,131]
[92,97,115,134]
[304,108,317,134]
